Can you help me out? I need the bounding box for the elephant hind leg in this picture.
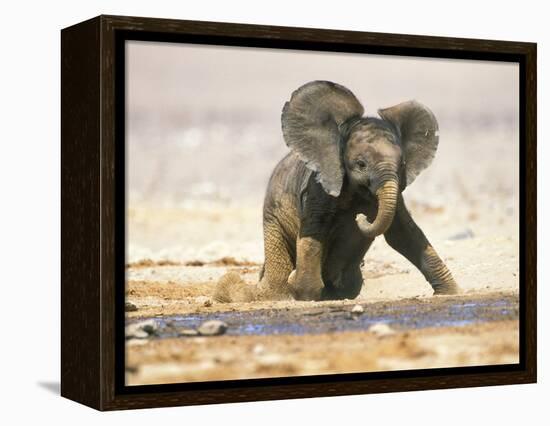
[213,221,294,303]
[256,221,295,300]
[213,271,256,303]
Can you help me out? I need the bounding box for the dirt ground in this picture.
[126,320,518,385]
[125,217,520,385]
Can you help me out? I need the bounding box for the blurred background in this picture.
[126,41,519,265]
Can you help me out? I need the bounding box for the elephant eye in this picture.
[356,159,367,169]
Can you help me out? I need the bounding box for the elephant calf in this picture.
[215,80,459,303]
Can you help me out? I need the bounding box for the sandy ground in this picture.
[126,320,518,385]
[125,202,520,385]
[125,246,518,318]
[126,304,518,386]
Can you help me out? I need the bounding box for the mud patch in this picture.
[128,293,518,338]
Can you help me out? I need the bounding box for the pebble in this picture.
[198,320,228,336]
[125,319,159,339]
[125,301,138,312]
[368,323,396,337]
[125,327,148,339]
[351,304,364,315]
[139,319,159,334]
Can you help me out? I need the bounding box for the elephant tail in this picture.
[213,271,257,303]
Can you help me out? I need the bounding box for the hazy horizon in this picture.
[126,40,519,206]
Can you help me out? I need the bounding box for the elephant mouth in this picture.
[356,182,375,199]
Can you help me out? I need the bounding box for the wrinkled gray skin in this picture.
[214,81,460,303]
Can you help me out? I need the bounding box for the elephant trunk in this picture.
[356,179,399,238]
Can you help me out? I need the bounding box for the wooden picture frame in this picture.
[61,14,536,411]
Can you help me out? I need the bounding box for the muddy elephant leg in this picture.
[214,221,294,303]
[289,236,326,300]
[256,221,295,301]
[384,195,460,295]
[289,180,339,301]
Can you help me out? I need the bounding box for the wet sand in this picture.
[126,291,519,335]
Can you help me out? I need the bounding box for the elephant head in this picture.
[281,80,439,238]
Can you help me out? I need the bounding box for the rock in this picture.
[125,327,148,339]
[198,320,228,336]
[351,304,364,315]
[368,323,396,337]
[139,319,159,334]
[125,319,159,339]
[125,301,138,312]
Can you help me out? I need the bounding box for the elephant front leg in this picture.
[290,236,326,300]
[418,245,460,295]
[413,243,459,295]
[384,195,460,295]
[256,221,295,301]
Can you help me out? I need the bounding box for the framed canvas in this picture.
[61,15,537,411]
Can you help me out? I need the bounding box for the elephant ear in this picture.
[281,81,364,197]
[378,101,439,186]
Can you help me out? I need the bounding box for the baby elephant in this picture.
[215,80,459,303]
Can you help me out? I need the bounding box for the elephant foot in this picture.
[421,246,461,296]
[288,271,324,301]
[213,272,256,303]
[432,281,461,296]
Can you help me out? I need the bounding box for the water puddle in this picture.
[128,295,518,338]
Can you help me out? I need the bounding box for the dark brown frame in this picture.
[61,14,537,411]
